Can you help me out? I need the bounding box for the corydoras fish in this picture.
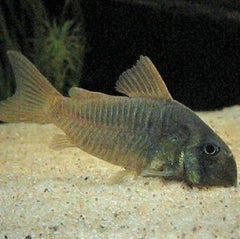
[0,51,237,187]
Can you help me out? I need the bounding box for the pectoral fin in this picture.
[140,169,174,178]
[116,56,172,100]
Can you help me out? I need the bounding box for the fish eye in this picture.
[203,143,220,156]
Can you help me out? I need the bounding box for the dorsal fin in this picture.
[68,87,110,101]
[116,56,172,100]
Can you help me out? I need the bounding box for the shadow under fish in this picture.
[0,51,237,187]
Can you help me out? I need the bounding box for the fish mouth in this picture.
[186,155,238,187]
[226,155,238,187]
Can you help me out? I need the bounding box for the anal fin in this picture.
[50,134,76,150]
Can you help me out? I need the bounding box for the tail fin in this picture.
[0,51,62,123]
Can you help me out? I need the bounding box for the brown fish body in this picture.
[51,96,169,173]
[0,51,237,186]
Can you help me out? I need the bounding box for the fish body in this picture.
[0,51,237,187]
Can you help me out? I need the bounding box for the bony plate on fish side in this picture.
[0,51,237,187]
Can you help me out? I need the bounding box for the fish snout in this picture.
[224,154,237,187]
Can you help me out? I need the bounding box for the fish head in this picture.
[183,123,237,187]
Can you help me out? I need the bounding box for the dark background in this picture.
[78,0,240,111]
[8,0,240,110]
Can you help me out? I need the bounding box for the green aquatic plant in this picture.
[0,0,85,101]
[33,20,85,93]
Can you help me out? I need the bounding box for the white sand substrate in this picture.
[0,106,239,239]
